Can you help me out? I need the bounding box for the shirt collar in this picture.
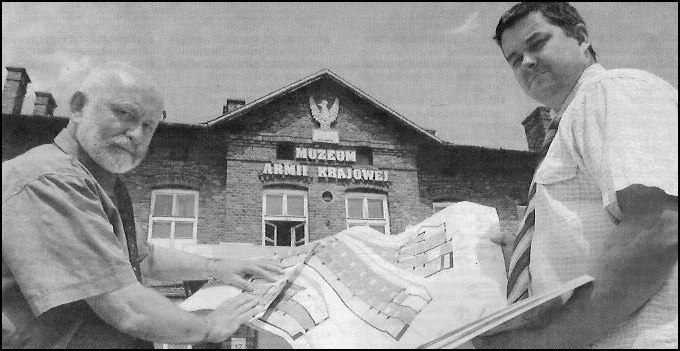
[551,63,605,125]
[53,128,117,192]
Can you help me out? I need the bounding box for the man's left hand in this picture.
[210,258,285,292]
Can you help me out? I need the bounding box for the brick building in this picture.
[2,66,539,348]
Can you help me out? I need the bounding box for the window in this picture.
[433,201,458,214]
[148,189,198,249]
[356,147,373,165]
[276,142,295,160]
[345,193,390,234]
[262,189,308,246]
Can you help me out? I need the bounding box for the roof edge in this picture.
[203,69,443,144]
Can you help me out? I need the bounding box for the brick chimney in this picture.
[32,91,57,116]
[2,67,31,115]
[521,106,552,152]
[223,99,245,114]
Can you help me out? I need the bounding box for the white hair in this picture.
[79,61,161,100]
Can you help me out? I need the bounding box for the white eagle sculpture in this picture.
[310,96,339,130]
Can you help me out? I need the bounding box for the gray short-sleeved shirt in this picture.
[2,129,150,348]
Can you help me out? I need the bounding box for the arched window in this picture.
[345,192,390,235]
[148,189,199,249]
[262,189,308,246]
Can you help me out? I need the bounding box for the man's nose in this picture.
[126,124,145,144]
[521,53,538,68]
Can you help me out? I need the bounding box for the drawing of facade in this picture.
[181,202,508,348]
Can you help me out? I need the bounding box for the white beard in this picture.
[76,119,143,174]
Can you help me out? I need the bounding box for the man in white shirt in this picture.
[476,2,677,348]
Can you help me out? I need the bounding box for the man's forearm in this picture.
[478,207,678,348]
[141,245,215,282]
[87,283,214,344]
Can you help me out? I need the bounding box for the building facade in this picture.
[2,68,538,251]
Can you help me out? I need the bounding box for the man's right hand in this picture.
[202,294,263,343]
[87,282,264,345]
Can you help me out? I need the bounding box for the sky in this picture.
[3,2,678,151]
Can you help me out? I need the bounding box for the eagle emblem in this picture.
[310,96,339,130]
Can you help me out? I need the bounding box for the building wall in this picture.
[216,79,440,243]
[417,145,537,239]
[221,143,430,244]
[225,79,422,147]
[123,125,229,245]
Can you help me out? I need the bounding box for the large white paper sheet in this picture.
[180,201,507,348]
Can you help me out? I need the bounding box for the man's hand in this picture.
[202,294,264,343]
[210,257,285,292]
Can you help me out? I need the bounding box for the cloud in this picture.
[52,51,95,87]
[2,52,96,115]
[447,12,480,36]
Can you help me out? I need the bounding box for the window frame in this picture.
[262,189,309,246]
[147,189,199,247]
[345,192,390,235]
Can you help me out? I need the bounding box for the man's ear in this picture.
[69,91,87,122]
[574,23,591,52]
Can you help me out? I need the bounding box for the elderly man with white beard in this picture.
[2,62,284,348]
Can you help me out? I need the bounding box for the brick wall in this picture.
[417,144,537,239]
[125,124,229,244]
[522,106,552,152]
[215,78,440,243]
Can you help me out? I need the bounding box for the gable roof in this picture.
[202,69,444,144]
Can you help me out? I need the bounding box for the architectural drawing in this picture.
[181,201,508,348]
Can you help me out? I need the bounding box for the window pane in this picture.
[265,194,283,216]
[176,194,195,218]
[356,147,373,165]
[368,224,386,234]
[151,221,171,238]
[265,222,276,241]
[293,224,305,246]
[276,143,295,160]
[367,199,384,219]
[347,198,363,219]
[287,195,304,217]
[154,194,173,217]
[277,230,291,247]
[175,222,194,238]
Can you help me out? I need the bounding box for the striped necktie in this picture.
[506,119,559,304]
[114,177,144,283]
